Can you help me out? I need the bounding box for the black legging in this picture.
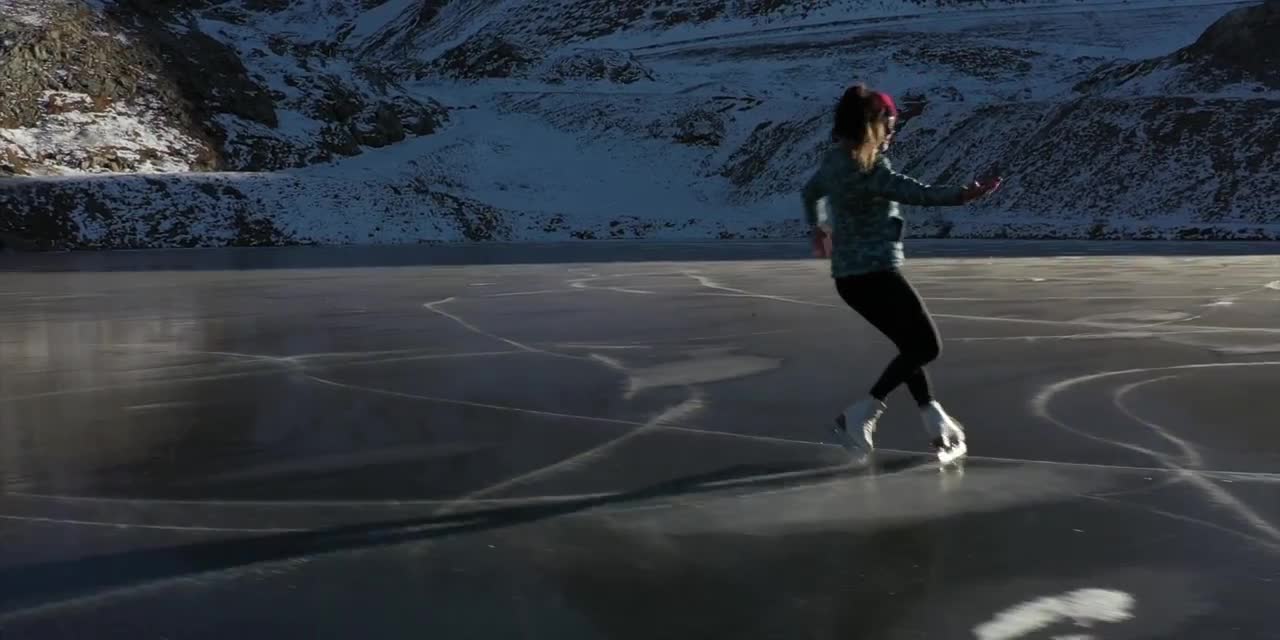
[834,269,941,406]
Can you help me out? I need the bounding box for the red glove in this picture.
[811,226,832,258]
[961,176,1003,203]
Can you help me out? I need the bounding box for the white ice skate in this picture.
[922,401,967,465]
[833,397,885,453]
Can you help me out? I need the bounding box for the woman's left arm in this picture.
[865,164,967,207]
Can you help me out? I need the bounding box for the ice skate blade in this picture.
[936,439,967,466]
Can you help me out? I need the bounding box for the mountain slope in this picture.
[2,0,1276,249]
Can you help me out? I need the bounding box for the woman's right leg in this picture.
[834,269,942,406]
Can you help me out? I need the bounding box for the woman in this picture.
[801,84,1002,462]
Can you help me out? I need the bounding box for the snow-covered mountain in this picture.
[1,0,1277,249]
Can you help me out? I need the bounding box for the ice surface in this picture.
[0,243,1278,637]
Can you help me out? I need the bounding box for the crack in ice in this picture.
[1033,361,1280,552]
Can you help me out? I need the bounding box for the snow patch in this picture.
[0,92,206,175]
[0,0,53,26]
[345,0,418,46]
[2,0,1274,247]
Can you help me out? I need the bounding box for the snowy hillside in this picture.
[1,0,1278,249]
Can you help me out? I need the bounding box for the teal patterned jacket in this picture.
[802,148,966,278]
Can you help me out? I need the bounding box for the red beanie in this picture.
[869,91,897,117]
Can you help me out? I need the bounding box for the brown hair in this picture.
[831,84,896,173]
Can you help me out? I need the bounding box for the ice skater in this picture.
[801,84,1002,463]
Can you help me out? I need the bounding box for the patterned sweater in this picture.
[802,148,966,278]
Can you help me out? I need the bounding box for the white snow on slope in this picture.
[4,0,1276,246]
[0,92,206,175]
[0,0,51,26]
[345,0,418,45]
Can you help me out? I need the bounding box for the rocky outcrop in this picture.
[313,84,443,149]
[1076,0,1280,95]
[262,78,447,166]
[0,2,219,174]
[110,0,448,171]
[3,0,1277,248]
[666,110,728,147]
[350,0,451,61]
[0,173,517,248]
[108,0,280,131]
[0,177,82,250]
[0,5,140,129]
[896,97,1280,228]
[0,0,449,175]
[544,49,656,84]
[718,114,825,204]
[1179,0,1280,87]
[400,0,848,80]
[426,35,539,80]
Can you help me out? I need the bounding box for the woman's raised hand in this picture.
[960,176,1003,203]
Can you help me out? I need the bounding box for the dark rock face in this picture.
[308,85,444,156]
[353,104,407,147]
[1180,0,1280,87]
[0,5,163,129]
[427,35,539,80]
[719,115,825,203]
[0,3,222,173]
[1075,0,1280,94]
[0,0,451,175]
[0,2,257,172]
[0,179,81,250]
[119,9,282,130]
[0,175,274,249]
[544,49,656,84]
[3,0,1278,248]
[670,110,726,147]
[0,172,519,249]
